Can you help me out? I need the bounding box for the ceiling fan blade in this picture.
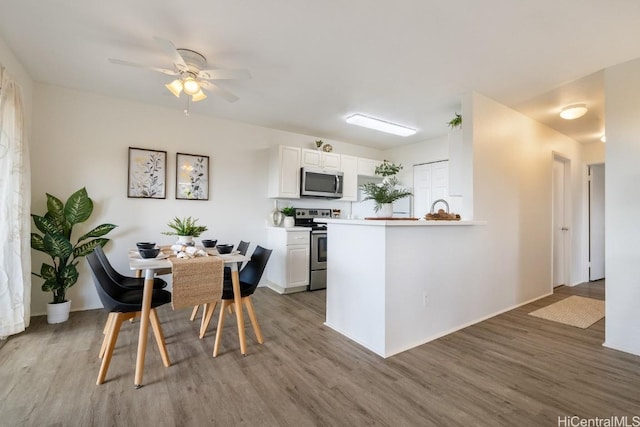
[198,69,251,81]
[108,58,178,76]
[153,36,188,72]
[200,81,239,103]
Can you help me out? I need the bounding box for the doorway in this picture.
[552,155,571,288]
[589,164,605,281]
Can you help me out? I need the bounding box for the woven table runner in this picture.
[169,256,224,309]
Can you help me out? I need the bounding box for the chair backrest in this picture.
[236,240,250,270]
[86,250,127,312]
[238,245,272,295]
[93,245,126,283]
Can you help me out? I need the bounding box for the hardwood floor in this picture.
[2,280,639,426]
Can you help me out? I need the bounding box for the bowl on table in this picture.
[202,239,218,248]
[215,244,234,254]
[138,247,161,259]
[136,242,156,250]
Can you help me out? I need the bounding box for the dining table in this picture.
[128,247,250,388]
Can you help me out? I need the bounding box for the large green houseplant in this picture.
[31,188,117,306]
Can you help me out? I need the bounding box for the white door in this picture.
[413,163,432,218]
[589,164,605,281]
[552,157,570,287]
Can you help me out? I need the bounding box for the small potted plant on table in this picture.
[163,216,208,245]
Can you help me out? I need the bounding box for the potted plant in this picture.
[162,216,208,245]
[31,188,117,324]
[280,206,296,228]
[360,161,412,218]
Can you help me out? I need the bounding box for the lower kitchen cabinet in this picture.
[266,227,310,294]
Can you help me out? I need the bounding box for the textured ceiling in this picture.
[0,1,637,148]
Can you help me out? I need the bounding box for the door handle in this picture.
[561,227,569,231]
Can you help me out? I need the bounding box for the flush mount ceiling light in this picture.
[560,104,588,120]
[345,114,416,137]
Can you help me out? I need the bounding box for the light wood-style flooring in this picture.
[2,280,639,426]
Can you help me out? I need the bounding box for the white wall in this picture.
[603,58,640,356]
[471,92,592,299]
[30,83,383,315]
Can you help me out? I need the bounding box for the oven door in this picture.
[310,231,327,270]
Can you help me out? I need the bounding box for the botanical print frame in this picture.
[176,152,209,200]
[127,147,167,199]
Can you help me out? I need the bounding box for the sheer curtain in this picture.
[0,66,31,338]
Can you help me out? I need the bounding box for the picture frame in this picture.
[127,147,167,199]
[176,152,209,200]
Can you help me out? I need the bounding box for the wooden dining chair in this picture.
[87,251,172,385]
[213,245,272,357]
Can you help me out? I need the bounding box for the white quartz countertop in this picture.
[266,226,311,232]
[315,218,486,227]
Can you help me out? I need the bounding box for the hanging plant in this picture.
[447,113,462,130]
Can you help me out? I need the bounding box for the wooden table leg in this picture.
[134,268,154,388]
[231,266,247,355]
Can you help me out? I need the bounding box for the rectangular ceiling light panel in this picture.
[346,114,416,137]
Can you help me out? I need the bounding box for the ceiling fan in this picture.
[109,37,251,104]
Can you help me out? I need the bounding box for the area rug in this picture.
[528,296,605,329]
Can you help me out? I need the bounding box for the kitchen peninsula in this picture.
[319,218,509,358]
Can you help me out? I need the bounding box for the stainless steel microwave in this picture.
[300,167,343,199]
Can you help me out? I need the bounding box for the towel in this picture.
[169,256,224,309]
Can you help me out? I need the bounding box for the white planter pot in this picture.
[47,300,71,324]
[176,235,194,246]
[377,203,394,218]
[283,216,295,228]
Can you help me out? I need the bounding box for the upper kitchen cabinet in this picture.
[340,155,358,201]
[301,148,341,171]
[357,158,382,177]
[268,145,301,198]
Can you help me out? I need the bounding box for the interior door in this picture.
[589,164,605,281]
[552,157,569,287]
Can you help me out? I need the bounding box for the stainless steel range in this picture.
[294,208,331,291]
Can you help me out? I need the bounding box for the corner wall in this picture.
[603,58,640,356]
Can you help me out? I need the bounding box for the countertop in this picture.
[315,218,486,227]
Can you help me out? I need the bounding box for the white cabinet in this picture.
[268,145,301,198]
[301,148,341,171]
[357,158,382,177]
[340,154,358,201]
[266,228,310,294]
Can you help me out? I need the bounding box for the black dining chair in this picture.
[213,245,272,357]
[190,240,251,326]
[94,245,167,290]
[86,250,172,385]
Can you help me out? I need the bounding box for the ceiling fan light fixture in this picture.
[560,103,588,120]
[165,79,183,97]
[191,89,207,102]
[182,77,200,96]
[345,114,416,137]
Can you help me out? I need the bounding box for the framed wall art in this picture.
[127,147,167,199]
[176,152,209,200]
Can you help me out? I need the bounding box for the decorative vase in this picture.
[47,300,71,324]
[176,235,194,246]
[283,216,295,228]
[377,203,394,218]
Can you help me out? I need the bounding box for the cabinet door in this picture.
[340,155,358,201]
[301,149,322,168]
[269,145,301,198]
[322,152,341,171]
[357,158,381,177]
[287,245,309,287]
